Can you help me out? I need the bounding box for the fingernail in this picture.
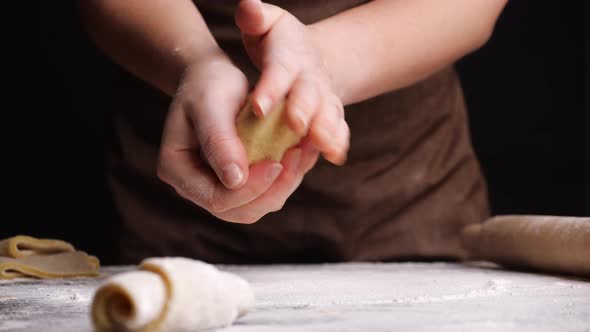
[256,96,272,117]
[292,108,308,133]
[266,164,283,182]
[316,127,333,145]
[221,163,245,188]
[330,142,349,164]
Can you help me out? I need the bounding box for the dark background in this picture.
[3,2,589,264]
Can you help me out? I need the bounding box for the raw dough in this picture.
[461,215,590,277]
[91,257,255,332]
[236,99,303,164]
[0,235,74,258]
[0,235,100,279]
[0,251,100,279]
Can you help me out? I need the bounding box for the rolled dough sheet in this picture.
[0,251,100,279]
[462,215,590,277]
[92,257,254,332]
[0,235,74,258]
[236,99,303,164]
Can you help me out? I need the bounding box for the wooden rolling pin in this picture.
[461,215,590,277]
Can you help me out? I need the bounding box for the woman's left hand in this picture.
[235,0,350,166]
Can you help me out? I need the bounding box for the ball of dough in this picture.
[236,99,303,164]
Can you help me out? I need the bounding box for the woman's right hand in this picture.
[157,54,318,223]
[157,54,278,212]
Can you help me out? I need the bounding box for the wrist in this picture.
[306,23,349,104]
[173,46,231,91]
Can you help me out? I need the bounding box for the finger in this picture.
[214,148,303,224]
[235,0,284,36]
[285,75,320,135]
[158,148,284,213]
[251,58,299,117]
[308,97,347,164]
[298,137,320,173]
[189,93,250,189]
[324,118,350,165]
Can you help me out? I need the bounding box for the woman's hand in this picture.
[236,0,350,165]
[157,54,319,224]
[157,54,277,216]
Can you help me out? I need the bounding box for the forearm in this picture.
[78,0,224,95]
[309,0,507,105]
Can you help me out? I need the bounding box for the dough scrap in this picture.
[0,235,74,258]
[0,235,100,279]
[236,99,303,164]
[461,215,590,277]
[91,257,255,332]
[0,251,100,279]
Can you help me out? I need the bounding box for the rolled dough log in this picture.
[236,99,303,164]
[0,235,74,258]
[461,215,590,277]
[0,251,100,279]
[91,257,255,332]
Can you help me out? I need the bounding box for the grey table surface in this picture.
[1,262,589,332]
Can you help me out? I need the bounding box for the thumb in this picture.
[235,0,283,36]
[192,104,250,190]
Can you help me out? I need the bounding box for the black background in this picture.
[3,2,589,263]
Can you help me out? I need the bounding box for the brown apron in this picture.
[106,0,490,264]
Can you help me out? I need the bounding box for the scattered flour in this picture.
[0,321,32,331]
[391,279,513,304]
[1,264,590,331]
